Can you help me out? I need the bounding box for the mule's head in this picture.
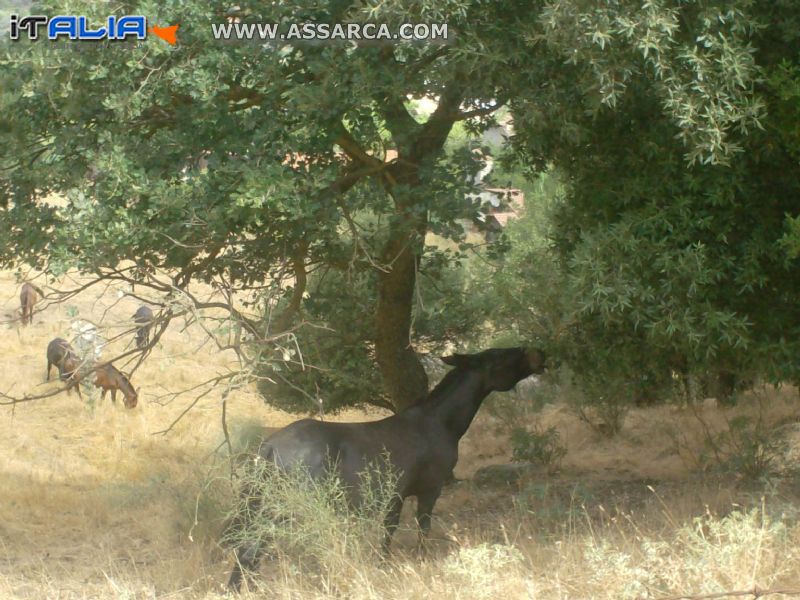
[122,380,139,409]
[112,369,139,409]
[441,347,545,392]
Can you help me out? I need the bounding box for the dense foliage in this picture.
[0,0,782,412]
[493,1,800,405]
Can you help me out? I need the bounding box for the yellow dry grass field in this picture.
[1,269,799,599]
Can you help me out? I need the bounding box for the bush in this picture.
[583,507,793,599]
[256,267,386,414]
[550,366,630,437]
[511,426,566,472]
[223,452,402,588]
[701,415,788,480]
[441,544,525,599]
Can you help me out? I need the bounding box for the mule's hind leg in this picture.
[228,541,265,592]
[226,477,268,592]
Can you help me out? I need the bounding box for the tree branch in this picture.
[374,47,422,148]
[332,121,384,168]
[271,241,309,333]
[409,80,466,161]
[454,98,507,121]
[176,242,225,289]
[409,45,450,76]
[650,587,800,600]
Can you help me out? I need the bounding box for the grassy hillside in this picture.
[1,269,799,599]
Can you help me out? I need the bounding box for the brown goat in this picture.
[46,338,82,398]
[20,282,44,326]
[93,364,138,408]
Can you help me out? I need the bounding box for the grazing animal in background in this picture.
[46,338,82,398]
[20,282,44,326]
[93,364,138,409]
[133,306,154,349]
[227,346,546,591]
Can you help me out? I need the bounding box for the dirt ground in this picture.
[1,269,799,598]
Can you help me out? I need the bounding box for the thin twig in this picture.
[646,587,800,600]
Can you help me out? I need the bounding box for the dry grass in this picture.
[1,269,799,599]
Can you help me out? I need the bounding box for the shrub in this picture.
[583,507,793,599]
[441,544,525,599]
[223,452,402,589]
[554,366,630,437]
[701,415,787,480]
[511,426,566,472]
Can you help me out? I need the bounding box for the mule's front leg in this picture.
[415,490,441,556]
[381,496,404,555]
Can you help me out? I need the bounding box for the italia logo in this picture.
[8,15,179,44]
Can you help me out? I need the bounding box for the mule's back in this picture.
[258,413,445,500]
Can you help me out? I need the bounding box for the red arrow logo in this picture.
[150,24,178,45]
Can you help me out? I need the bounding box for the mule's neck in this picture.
[419,369,491,440]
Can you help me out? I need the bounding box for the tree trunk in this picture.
[371,82,465,411]
[375,192,429,412]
